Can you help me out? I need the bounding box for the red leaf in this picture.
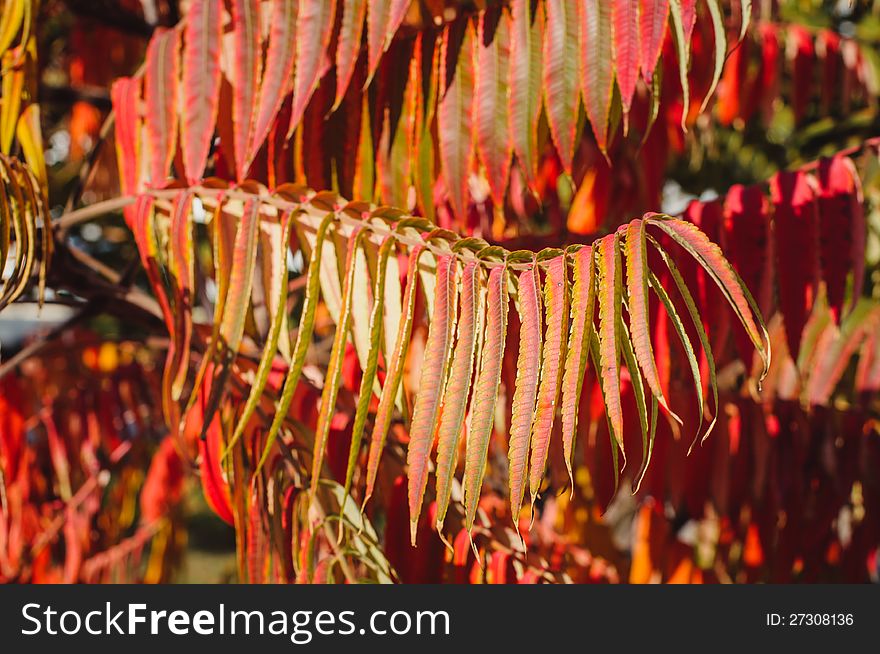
[231,0,261,180]
[578,0,614,152]
[638,0,669,83]
[110,77,141,201]
[181,0,222,183]
[816,155,865,318]
[788,25,815,125]
[612,0,639,112]
[438,18,475,226]
[144,28,179,188]
[770,170,820,357]
[289,0,338,136]
[249,0,299,171]
[724,184,773,364]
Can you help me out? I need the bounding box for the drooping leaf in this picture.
[219,198,261,358]
[509,0,544,187]
[617,312,649,493]
[528,254,569,504]
[649,236,718,447]
[288,0,337,137]
[475,7,512,207]
[638,0,669,83]
[343,236,396,504]
[227,207,294,454]
[508,260,543,525]
[366,0,391,83]
[612,0,639,113]
[769,170,820,358]
[724,184,773,365]
[363,245,428,505]
[231,0,261,180]
[438,17,475,226]
[181,0,222,183]
[560,245,595,487]
[668,0,692,129]
[816,155,865,319]
[701,0,726,113]
[464,262,509,533]
[144,27,179,187]
[578,0,614,152]
[249,0,298,169]
[111,77,143,198]
[596,233,625,462]
[167,191,196,402]
[334,0,367,110]
[258,211,337,471]
[543,0,580,173]
[648,215,770,379]
[624,219,679,423]
[310,226,366,495]
[408,254,458,544]
[435,260,481,531]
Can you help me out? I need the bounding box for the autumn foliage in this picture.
[0,0,878,584]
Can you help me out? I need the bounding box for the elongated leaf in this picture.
[310,226,366,495]
[231,0,261,179]
[181,0,222,183]
[578,0,614,152]
[724,184,773,365]
[701,0,726,113]
[769,171,819,359]
[258,212,337,471]
[413,37,439,221]
[639,0,669,82]
[289,0,337,137]
[366,0,391,83]
[509,0,544,187]
[144,27,179,187]
[475,8,512,207]
[408,254,458,544]
[111,77,141,198]
[385,1,412,49]
[817,156,865,318]
[543,0,580,173]
[560,245,594,487]
[249,0,298,169]
[649,237,718,446]
[363,246,428,505]
[168,191,195,402]
[343,236,396,503]
[438,18,475,226]
[219,198,260,355]
[348,230,375,374]
[624,219,679,422]
[508,261,543,525]
[334,0,367,110]
[618,314,649,493]
[668,0,691,129]
[435,260,481,531]
[227,208,294,454]
[648,215,769,378]
[464,263,509,533]
[529,254,569,504]
[612,0,639,112]
[596,233,624,460]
